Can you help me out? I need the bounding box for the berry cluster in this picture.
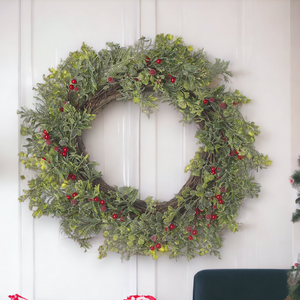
[68,78,79,91]
[54,145,69,157]
[42,130,51,145]
[107,56,177,87]
[229,149,243,160]
[66,172,76,180]
[66,192,78,205]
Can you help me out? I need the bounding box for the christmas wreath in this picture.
[18,34,271,260]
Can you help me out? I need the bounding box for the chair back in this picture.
[193,269,289,300]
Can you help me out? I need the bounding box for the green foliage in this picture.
[287,265,300,300]
[18,34,271,261]
[291,158,300,223]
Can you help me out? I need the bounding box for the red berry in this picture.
[42,157,46,160]
[206,214,211,220]
[235,150,239,155]
[188,235,193,240]
[221,187,226,193]
[211,167,216,172]
[120,216,125,222]
[112,214,118,219]
[187,226,192,232]
[63,101,67,105]
[156,243,161,249]
[192,230,197,235]
[74,87,79,91]
[211,171,216,175]
[151,234,157,241]
[233,102,237,106]
[217,176,221,180]
[164,227,168,232]
[54,146,59,151]
[46,140,51,145]
[168,74,172,77]
[194,208,199,215]
[230,150,235,157]
[62,152,67,157]
[156,80,161,84]
[100,199,105,205]
[108,77,114,83]
[88,198,92,201]
[66,195,71,200]
[213,205,217,209]
[169,224,175,230]
[295,263,298,267]
[134,78,139,81]
[222,137,226,141]
[238,156,242,160]
[170,77,176,83]
[71,199,77,205]
[150,246,155,251]
[71,79,77,84]
[100,206,106,212]
[217,167,220,172]
[212,214,217,220]
[71,175,76,180]
[63,147,68,152]
[94,197,99,202]
[145,57,150,63]
[43,130,48,134]
[69,85,74,90]
[207,224,210,228]
[48,160,51,163]
[60,107,64,112]
[216,195,222,200]
[209,98,215,103]
[218,199,224,204]
[203,99,208,104]
[149,69,156,75]
[156,59,161,64]
[220,102,227,109]
[72,192,78,198]
[44,134,50,140]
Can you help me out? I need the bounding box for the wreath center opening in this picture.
[82,100,198,202]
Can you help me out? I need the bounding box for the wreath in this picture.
[18,34,271,260]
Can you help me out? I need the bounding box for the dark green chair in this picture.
[193,269,289,300]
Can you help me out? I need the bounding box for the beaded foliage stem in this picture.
[18,34,271,260]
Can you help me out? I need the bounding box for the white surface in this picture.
[0,0,297,299]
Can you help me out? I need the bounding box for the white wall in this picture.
[0,1,297,299]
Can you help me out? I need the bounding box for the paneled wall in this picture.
[0,1,299,299]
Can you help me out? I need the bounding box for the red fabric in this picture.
[124,296,156,300]
[8,294,28,300]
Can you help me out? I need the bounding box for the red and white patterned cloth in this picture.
[8,295,28,300]
[124,296,156,300]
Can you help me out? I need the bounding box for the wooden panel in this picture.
[30,1,140,300]
[0,1,21,299]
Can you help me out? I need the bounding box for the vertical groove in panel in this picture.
[18,0,22,293]
[155,112,158,200]
[123,4,139,296]
[138,1,157,297]
[138,0,141,38]
[20,0,35,298]
[154,0,157,36]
